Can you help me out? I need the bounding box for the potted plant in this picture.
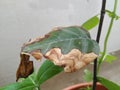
[0,0,120,90]
[63,0,120,90]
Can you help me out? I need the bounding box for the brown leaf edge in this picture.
[16,26,92,80]
[16,54,34,81]
[45,48,98,72]
[21,26,90,54]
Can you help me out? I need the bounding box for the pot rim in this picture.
[63,82,104,90]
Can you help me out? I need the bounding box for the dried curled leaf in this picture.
[21,26,99,60]
[45,48,98,72]
[30,50,43,60]
[16,54,34,81]
[16,26,99,80]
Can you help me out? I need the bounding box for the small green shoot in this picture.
[83,69,93,82]
[82,15,99,30]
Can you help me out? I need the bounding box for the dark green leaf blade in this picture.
[82,16,99,30]
[0,74,36,90]
[0,79,35,90]
[97,76,120,90]
[36,60,63,85]
[0,83,20,90]
[22,26,100,55]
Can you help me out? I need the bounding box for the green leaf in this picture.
[105,54,117,63]
[22,26,100,55]
[97,76,120,90]
[0,76,35,90]
[82,16,99,30]
[36,60,63,85]
[83,69,93,82]
[98,52,117,64]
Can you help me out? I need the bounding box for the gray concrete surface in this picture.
[40,50,120,90]
[1,50,119,90]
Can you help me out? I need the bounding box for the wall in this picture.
[0,0,120,86]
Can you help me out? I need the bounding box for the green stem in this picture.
[97,0,118,73]
[29,76,40,90]
[35,87,40,90]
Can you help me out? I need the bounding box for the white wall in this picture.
[0,0,120,86]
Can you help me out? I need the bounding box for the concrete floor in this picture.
[0,50,120,90]
[41,50,120,90]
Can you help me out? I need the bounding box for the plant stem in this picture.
[36,87,40,90]
[92,0,106,90]
[34,87,40,90]
[97,0,118,73]
[29,76,40,90]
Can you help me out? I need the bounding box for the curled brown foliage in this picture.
[45,48,98,72]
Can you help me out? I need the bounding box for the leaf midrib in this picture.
[41,37,90,53]
[37,65,61,84]
[19,85,35,90]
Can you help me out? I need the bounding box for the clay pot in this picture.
[63,82,108,90]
